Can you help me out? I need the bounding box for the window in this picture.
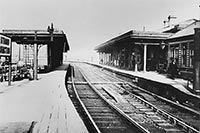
[189,49,194,67]
[182,44,187,66]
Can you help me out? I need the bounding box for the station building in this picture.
[95,31,172,72]
[166,19,199,77]
[95,19,198,77]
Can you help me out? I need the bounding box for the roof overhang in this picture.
[95,30,172,52]
[1,29,70,52]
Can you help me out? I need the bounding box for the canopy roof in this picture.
[95,19,200,52]
[1,29,70,52]
[95,30,172,51]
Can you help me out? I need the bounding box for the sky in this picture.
[0,0,200,62]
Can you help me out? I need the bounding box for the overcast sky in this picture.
[0,0,199,62]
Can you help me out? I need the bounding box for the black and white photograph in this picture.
[0,0,200,132]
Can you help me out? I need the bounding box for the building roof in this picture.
[95,19,200,51]
[157,19,197,33]
[168,20,200,39]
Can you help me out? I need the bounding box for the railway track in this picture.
[71,62,200,133]
[84,64,200,129]
[67,65,149,133]
[86,64,200,131]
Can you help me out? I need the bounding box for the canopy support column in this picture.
[194,28,200,95]
[33,31,38,80]
[143,44,147,72]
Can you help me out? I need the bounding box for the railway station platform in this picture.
[89,62,200,99]
[0,64,88,133]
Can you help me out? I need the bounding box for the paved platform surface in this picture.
[0,64,88,133]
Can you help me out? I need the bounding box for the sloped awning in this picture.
[1,30,70,52]
[95,30,172,52]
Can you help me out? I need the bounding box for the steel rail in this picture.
[97,64,200,114]
[67,81,129,85]
[80,64,200,133]
[127,83,200,116]
[124,84,200,133]
[97,67,200,116]
[71,71,101,133]
[91,66,200,123]
[78,67,150,133]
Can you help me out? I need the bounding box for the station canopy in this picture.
[1,29,69,52]
[95,30,173,52]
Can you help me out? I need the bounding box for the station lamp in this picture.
[160,41,166,49]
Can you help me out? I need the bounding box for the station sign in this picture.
[0,34,11,56]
